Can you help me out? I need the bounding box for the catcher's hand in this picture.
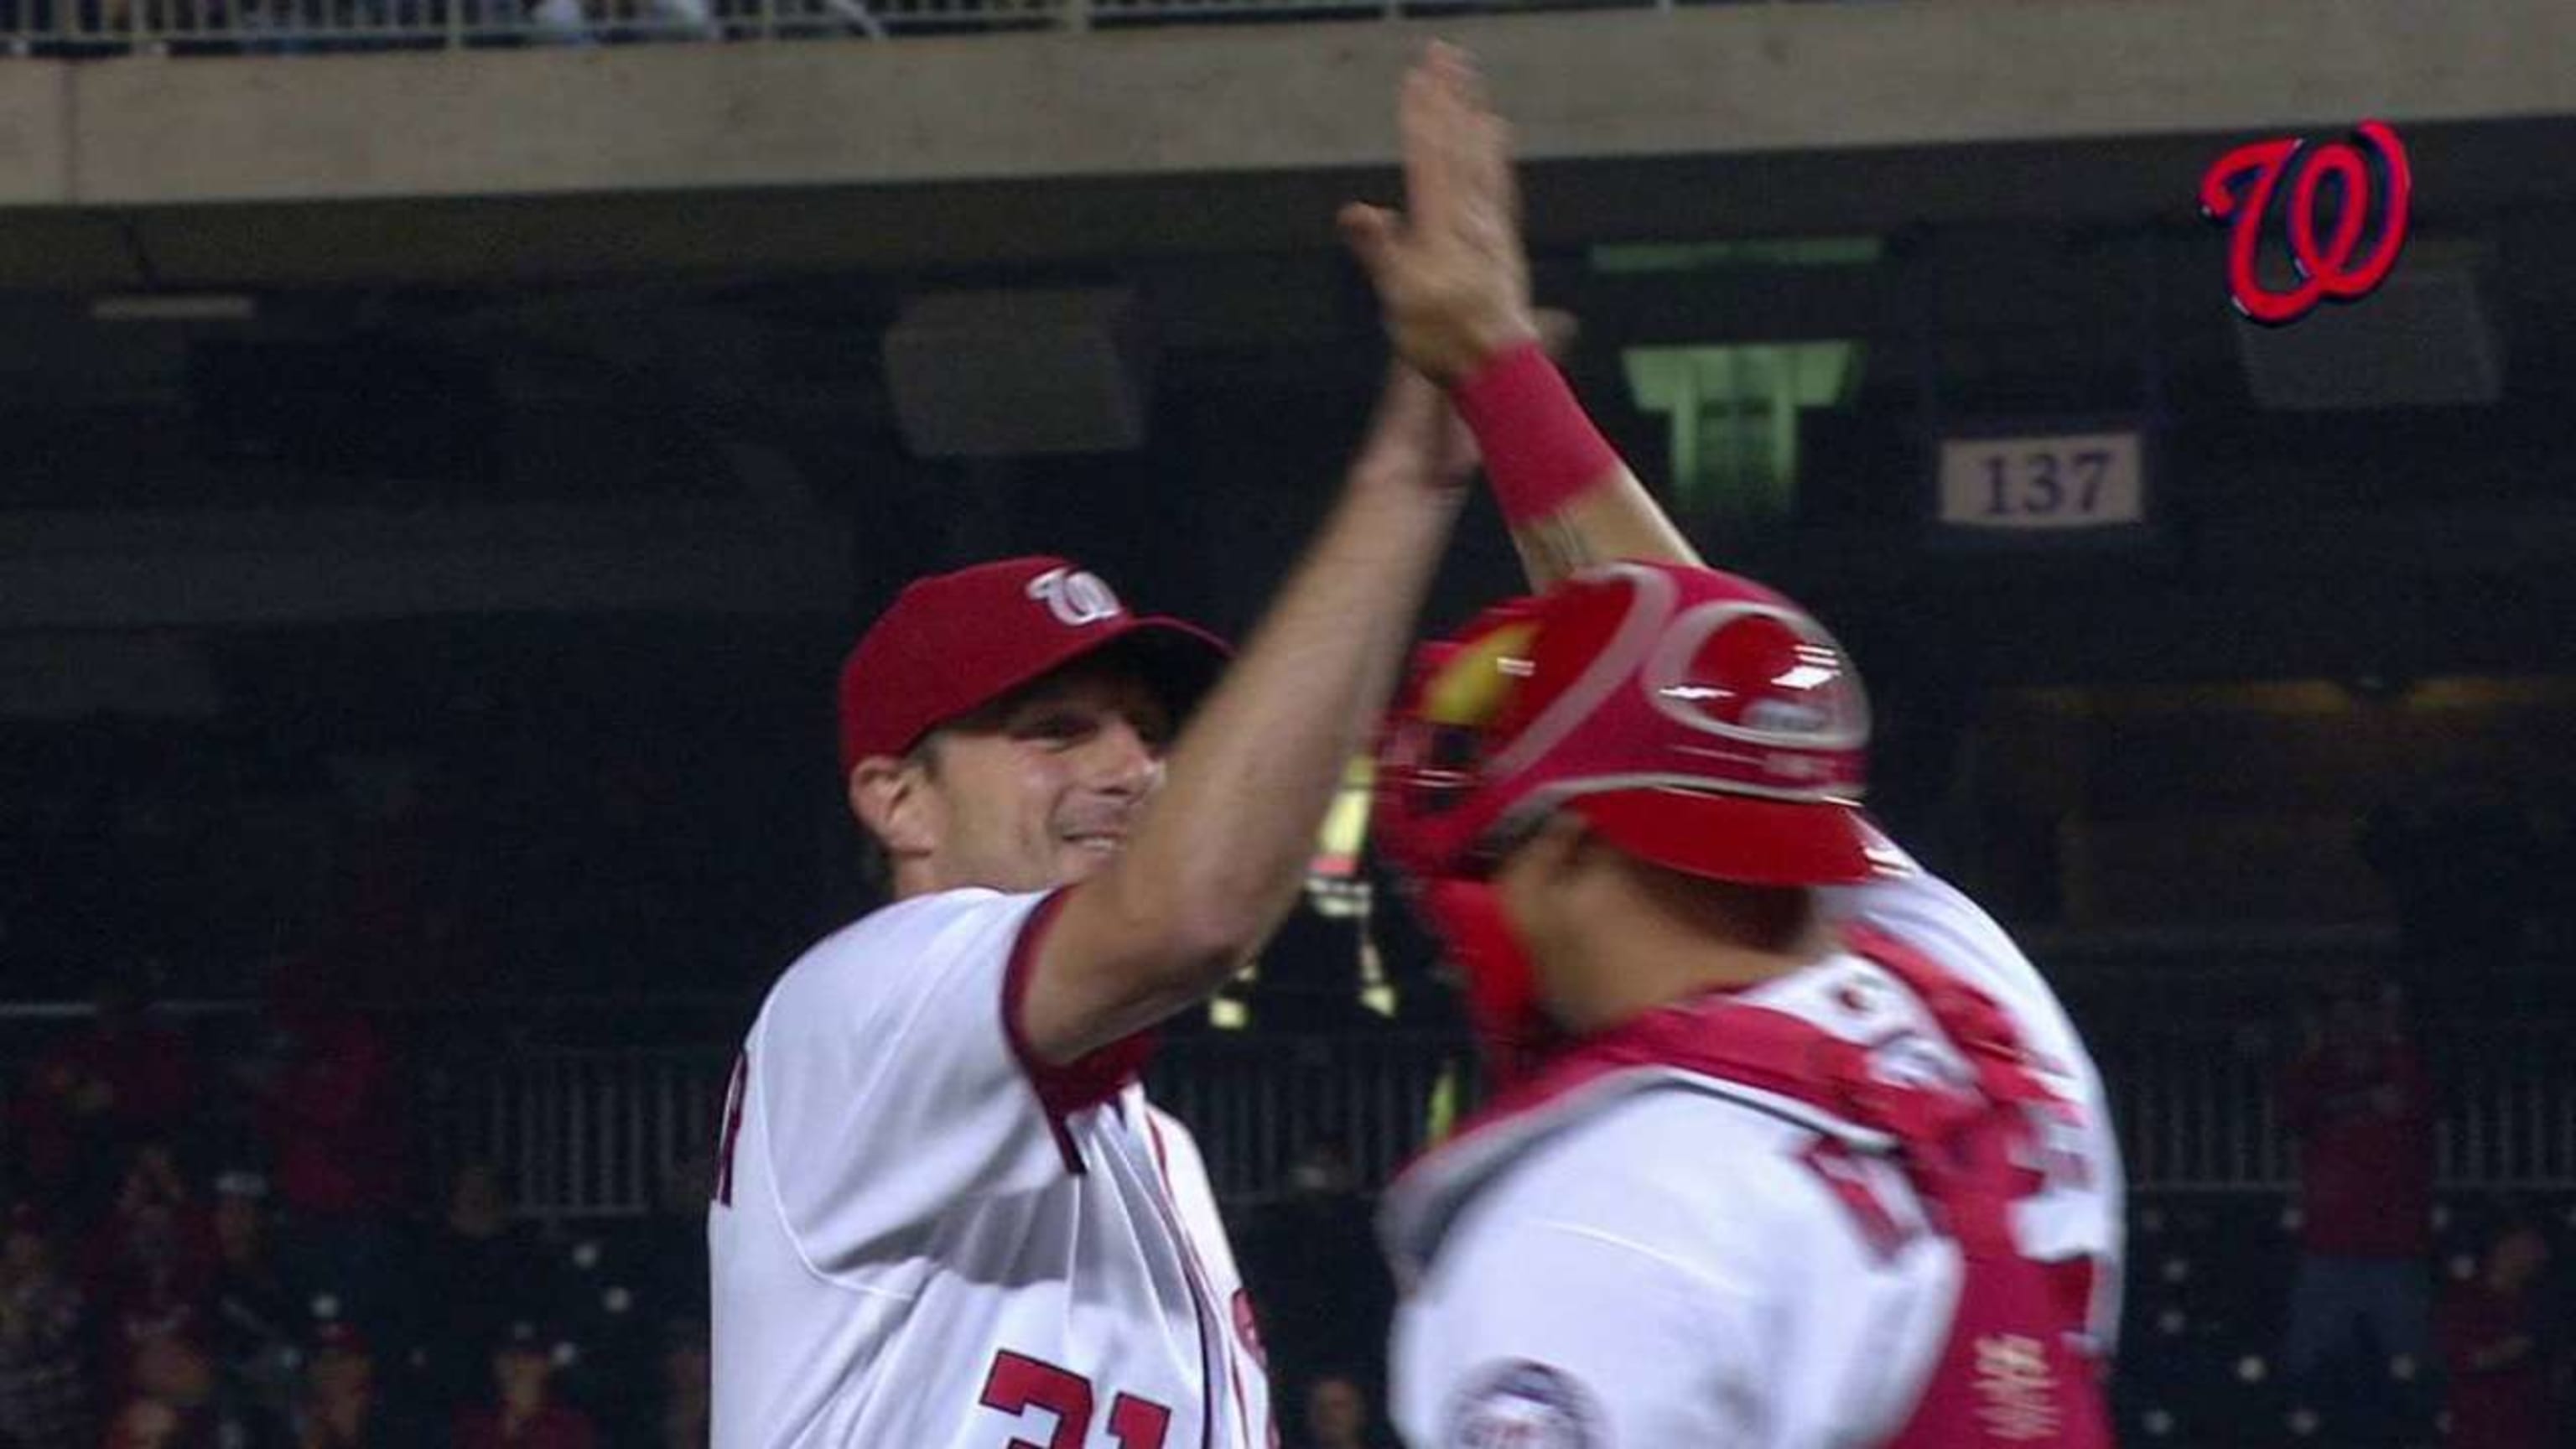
[1340,43,1541,385]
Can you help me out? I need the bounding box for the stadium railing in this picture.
[9,1002,2576,1218]
[435,1021,2576,1218]
[0,0,1769,57]
[423,1030,1469,1218]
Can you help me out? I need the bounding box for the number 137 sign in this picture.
[1934,428,2150,537]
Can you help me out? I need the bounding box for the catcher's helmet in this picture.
[1374,560,1902,892]
[1373,562,1905,1081]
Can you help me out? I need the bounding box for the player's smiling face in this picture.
[915,658,1175,894]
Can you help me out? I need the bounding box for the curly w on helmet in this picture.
[1371,559,1911,1071]
[1375,558,1904,890]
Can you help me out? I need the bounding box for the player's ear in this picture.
[849,753,939,857]
[1524,812,1595,875]
[1493,812,1587,904]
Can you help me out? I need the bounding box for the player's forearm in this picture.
[1125,472,1457,950]
[1453,343,1702,589]
[1074,386,1462,1018]
[1509,479,1702,589]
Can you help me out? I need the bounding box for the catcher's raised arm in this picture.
[1339,41,1701,589]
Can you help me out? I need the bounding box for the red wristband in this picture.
[1452,341,1623,527]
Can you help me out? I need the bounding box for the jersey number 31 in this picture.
[981,1351,1173,1449]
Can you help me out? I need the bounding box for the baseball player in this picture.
[709,365,1477,1446]
[1340,48,2126,1446]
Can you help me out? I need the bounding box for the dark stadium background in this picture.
[3,6,2574,1446]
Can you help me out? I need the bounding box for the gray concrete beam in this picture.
[0,0,2566,209]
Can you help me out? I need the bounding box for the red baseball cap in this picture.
[837,556,1230,775]
[1377,561,1908,888]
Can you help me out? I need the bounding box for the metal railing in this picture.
[2100,1021,2576,1192]
[417,1031,1472,1218]
[417,1021,2576,1219]
[1140,1031,1468,1202]
[14,1004,2576,1218]
[0,0,1764,55]
[424,1046,734,1222]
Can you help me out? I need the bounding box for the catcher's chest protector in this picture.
[1857,925,2115,1449]
[1438,925,2116,1448]
[1761,927,2116,1449]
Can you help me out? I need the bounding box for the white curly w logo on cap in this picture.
[1026,568,1124,628]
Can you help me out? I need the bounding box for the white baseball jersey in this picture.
[710,887,1274,1449]
[1381,855,2122,1449]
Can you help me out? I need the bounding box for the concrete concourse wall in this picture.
[0,0,2563,208]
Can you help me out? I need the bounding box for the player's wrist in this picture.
[1462,309,1543,375]
[1407,312,1540,386]
[1347,366,1469,493]
[1452,340,1621,525]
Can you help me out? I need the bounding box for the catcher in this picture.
[1342,45,2126,1448]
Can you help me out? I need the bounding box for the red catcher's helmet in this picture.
[1374,561,1905,891]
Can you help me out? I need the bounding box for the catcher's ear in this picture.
[849,756,937,857]
[1493,812,1587,892]
[1529,812,1597,870]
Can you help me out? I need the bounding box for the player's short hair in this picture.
[1618,851,1822,957]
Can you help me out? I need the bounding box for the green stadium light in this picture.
[1621,342,1862,523]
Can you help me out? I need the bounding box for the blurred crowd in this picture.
[2272,975,2572,1448]
[0,973,717,1449]
[8,912,2576,1446]
[9,716,2573,1448]
[0,974,1407,1449]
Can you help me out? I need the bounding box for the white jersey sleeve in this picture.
[1390,1091,1959,1449]
[744,886,1093,1272]
[1820,844,2127,1353]
[713,889,1272,1449]
[1820,849,2094,1089]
